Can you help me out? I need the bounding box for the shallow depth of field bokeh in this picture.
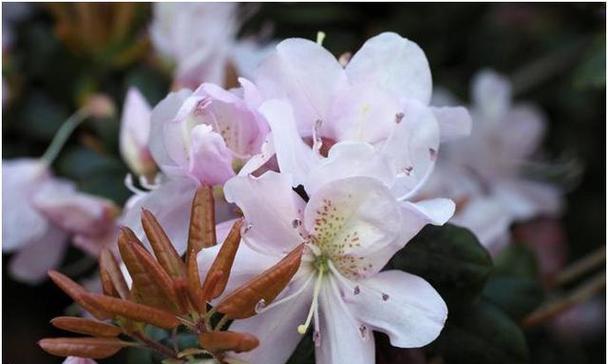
[2,3,605,364]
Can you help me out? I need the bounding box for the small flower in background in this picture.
[63,357,97,364]
[2,158,119,283]
[150,3,275,90]
[424,69,566,254]
[119,87,156,178]
[199,171,450,364]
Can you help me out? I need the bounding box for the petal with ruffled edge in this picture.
[346,32,432,104]
[188,124,235,186]
[119,178,198,254]
[343,270,447,348]
[304,177,403,279]
[305,141,394,197]
[9,224,68,284]
[431,106,472,142]
[255,38,348,134]
[315,275,375,364]
[259,99,316,185]
[149,89,193,177]
[381,99,440,200]
[223,171,305,256]
[228,276,313,364]
[2,159,52,252]
[325,84,401,144]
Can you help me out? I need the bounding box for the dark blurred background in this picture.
[2,3,605,364]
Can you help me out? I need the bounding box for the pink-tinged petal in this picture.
[237,135,275,176]
[381,100,440,200]
[304,177,403,279]
[149,89,193,176]
[346,32,432,104]
[33,187,118,237]
[305,142,393,197]
[197,240,278,301]
[471,69,512,121]
[231,40,277,80]
[229,276,313,364]
[451,196,512,254]
[2,159,51,252]
[495,180,563,221]
[192,83,268,158]
[9,225,68,284]
[223,172,305,256]
[119,87,155,176]
[325,84,401,143]
[63,357,98,364]
[255,38,348,134]
[73,226,119,257]
[397,199,455,251]
[343,270,447,348]
[500,103,546,160]
[119,178,198,254]
[431,106,472,142]
[175,49,228,89]
[238,77,264,109]
[259,99,316,185]
[315,275,375,364]
[188,124,235,186]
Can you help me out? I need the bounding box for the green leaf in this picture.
[286,333,315,364]
[482,276,544,321]
[493,244,539,279]
[433,300,528,364]
[388,224,493,308]
[15,92,68,141]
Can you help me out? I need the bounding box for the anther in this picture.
[395,112,405,124]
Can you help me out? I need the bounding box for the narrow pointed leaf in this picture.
[38,337,131,359]
[217,244,304,319]
[48,270,110,320]
[118,226,178,311]
[141,208,185,278]
[188,185,216,252]
[99,249,130,299]
[51,316,122,337]
[186,246,204,312]
[81,293,180,329]
[202,219,243,299]
[198,331,259,353]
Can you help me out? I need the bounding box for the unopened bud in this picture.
[85,94,116,119]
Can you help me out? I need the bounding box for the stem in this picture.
[522,272,606,328]
[553,246,606,287]
[40,109,90,166]
[132,332,179,360]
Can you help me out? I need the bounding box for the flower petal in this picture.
[315,275,375,364]
[344,270,447,348]
[471,69,512,121]
[228,276,313,364]
[255,38,348,134]
[259,99,316,185]
[223,172,305,256]
[305,141,393,197]
[495,180,563,221]
[500,103,546,160]
[188,124,235,185]
[381,99,440,200]
[346,32,432,104]
[9,225,68,284]
[2,159,51,252]
[63,357,98,364]
[431,106,472,142]
[304,177,403,279]
[119,87,154,176]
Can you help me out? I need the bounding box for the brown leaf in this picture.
[50,316,122,337]
[201,219,243,299]
[99,249,129,299]
[198,331,259,353]
[118,227,178,312]
[186,246,204,313]
[216,244,304,319]
[38,337,131,359]
[188,186,216,252]
[141,208,185,278]
[48,270,110,320]
[81,293,180,329]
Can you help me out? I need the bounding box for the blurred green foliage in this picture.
[2,3,605,364]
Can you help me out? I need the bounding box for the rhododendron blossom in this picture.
[119,87,155,178]
[198,171,451,364]
[241,32,472,198]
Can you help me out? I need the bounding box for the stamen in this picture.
[255,274,314,314]
[124,174,147,195]
[395,112,405,124]
[312,119,323,155]
[297,267,324,334]
[139,174,160,190]
[316,31,326,46]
